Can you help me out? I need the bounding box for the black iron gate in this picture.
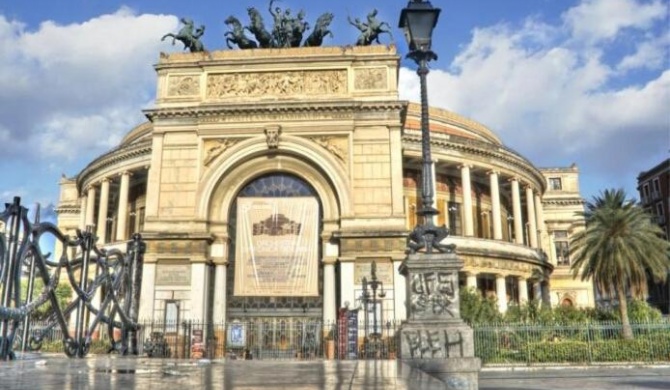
[0,196,145,360]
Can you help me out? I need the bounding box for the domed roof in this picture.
[119,121,153,147]
[405,103,503,146]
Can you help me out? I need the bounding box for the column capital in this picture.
[459,163,473,170]
[118,170,134,177]
[99,177,110,184]
[487,170,500,176]
[508,176,521,183]
[322,256,338,265]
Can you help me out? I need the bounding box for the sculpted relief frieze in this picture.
[206,70,347,99]
[203,138,240,166]
[167,75,200,97]
[309,136,347,164]
[353,67,387,90]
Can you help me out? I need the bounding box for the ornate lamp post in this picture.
[397,2,481,386]
[400,0,452,254]
[360,261,386,358]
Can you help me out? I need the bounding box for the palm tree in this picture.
[569,188,670,339]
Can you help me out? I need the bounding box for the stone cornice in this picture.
[403,131,546,190]
[54,205,80,215]
[144,100,407,122]
[543,198,586,206]
[77,140,152,192]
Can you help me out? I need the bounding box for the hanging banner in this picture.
[234,197,319,296]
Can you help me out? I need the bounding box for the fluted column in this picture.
[526,186,538,248]
[460,164,474,236]
[518,277,529,303]
[116,171,131,241]
[79,195,87,230]
[85,186,96,227]
[466,272,478,290]
[511,178,523,244]
[96,178,110,244]
[495,274,508,312]
[323,259,337,325]
[489,171,502,240]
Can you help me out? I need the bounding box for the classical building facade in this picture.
[637,158,670,313]
[56,46,594,328]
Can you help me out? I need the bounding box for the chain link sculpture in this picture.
[0,197,145,360]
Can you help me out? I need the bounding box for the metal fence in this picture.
[18,319,670,365]
[18,319,400,360]
[474,320,670,366]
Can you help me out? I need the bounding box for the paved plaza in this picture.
[1,355,670,389]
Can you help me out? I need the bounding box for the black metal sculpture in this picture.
[348,9,393,46]
[0,197,145,360]
[161,17,206,52]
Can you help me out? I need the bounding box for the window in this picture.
[447,202,462,236]
[553,230,570,266]
[643,183,650,203]
[652,178,661,199]
[549,177,562,191]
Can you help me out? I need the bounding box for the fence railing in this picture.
[474,320,670,366]
[17,319,670,365]
[18,319,400,360]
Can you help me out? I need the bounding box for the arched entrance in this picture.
[226,173,323,358]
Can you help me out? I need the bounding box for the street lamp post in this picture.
[397,2,481,385]
[400,0,453,255]
[360,261,386,358]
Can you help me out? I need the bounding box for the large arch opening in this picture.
[225,173,324,358]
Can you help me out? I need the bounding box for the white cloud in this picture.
[563,0,666,44]
[0,8,178,160]
[399,0,669,193]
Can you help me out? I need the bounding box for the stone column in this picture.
[489,171,502,240]
[190,263,208,321]
[323,259,337,326]
[465,272,478,291]
[518,277,529,304]
[398,251,481,387]
[138,263,156,320]
[96,178,110,244]
[460,165,474,236]
[526,186,538,248]
[116,171,131,241]
[495,274,508,313]
[533,281,542,302]
[79,195,87,230]
[86,186,96,227]
[212,263,227,323]
[511,179,523,244]
[393,259,407,322]
[339,260,355,311]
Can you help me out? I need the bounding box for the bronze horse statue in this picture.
[224,16,258,49]
[161,17,205,52]
[246,7,273,48]
[303,12,334,47]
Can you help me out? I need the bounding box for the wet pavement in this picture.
[2,354,670,389]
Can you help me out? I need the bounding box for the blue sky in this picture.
[0,0,668,221]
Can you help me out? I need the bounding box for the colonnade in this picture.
[78,170,136,244]
[443,164,547,249]
[464,271,545,312]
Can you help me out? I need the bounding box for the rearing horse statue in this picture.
[225,16,258,49]
[303,12,334,47]
[245,7,273,48]
[161,18,206,52]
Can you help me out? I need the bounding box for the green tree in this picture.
[460,287,502,325]
[20,277,72,321]
[569,189,670,339]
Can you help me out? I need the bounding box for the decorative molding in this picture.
[77,141,152,191]
[354,67,387,90]
[203,138,239,166]
[167,75,200,97]
[206,70,347,99]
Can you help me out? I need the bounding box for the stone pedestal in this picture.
[398,252,481,389]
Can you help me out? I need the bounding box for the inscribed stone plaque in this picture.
[155,264,191,286]
[354,261,393,285]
